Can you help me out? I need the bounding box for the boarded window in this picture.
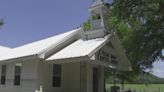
[52,64,61,87]
[1,65,6,85]
[14,63,22,86]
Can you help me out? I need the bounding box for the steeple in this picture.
[82,0,111,40]
[89,0,105,29]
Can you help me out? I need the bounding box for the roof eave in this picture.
[88,34,113,58]
[46,55,90,64]
[0,54,40,63]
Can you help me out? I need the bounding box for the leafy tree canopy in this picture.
[84,0,164,82]
[0,19,3,27]
[108,0,164,71]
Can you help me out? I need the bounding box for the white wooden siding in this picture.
[0,60,38,92]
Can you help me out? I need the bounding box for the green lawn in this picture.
[106,84,164,92]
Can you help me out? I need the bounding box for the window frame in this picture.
[14,63,22,86]
[1,65,6,85]
[52,64,62,87]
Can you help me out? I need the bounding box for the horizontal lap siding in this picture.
[36,62,61,92]
[0,60,38,92]
[87,63,93,92]
[61,62,81,92]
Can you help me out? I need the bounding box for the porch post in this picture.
[99,66,105,92]
[80,61,87,92]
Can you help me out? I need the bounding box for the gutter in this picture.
[0,54,39,63]
[46,55,90,64]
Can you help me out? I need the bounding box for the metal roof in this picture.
[0,46,11,56]
[46,34,112,61]
[0,28,80,61]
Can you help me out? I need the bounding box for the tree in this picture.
[109,0,164,70]
[84,0,164,83]
[0,19,3,27]
[102,0,164,84]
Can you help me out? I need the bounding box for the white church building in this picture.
[0,0,131,92]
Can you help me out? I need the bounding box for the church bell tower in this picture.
[82,0,111,40]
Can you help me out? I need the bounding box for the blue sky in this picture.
[152,61,164,78]
[0,0,164,78]
[0,0,91,48]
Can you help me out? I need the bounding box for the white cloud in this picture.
[152,61,164,78]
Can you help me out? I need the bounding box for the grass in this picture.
[106,84,164,92]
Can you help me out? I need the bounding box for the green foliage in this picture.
[106,84,164,92]
[105,0,164,73]
[0,20,3,26]
[106,72,164,84]
[83,19,91,32]
[85,0,164,83]
[133,73,164,84]
[92,14,101,20]
[110,0,164,69]
[103,0,164,83]
[83,14,101,32]
[105,68,137,83]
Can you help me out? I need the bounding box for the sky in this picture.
[152,60,164,78]
[0,0,164,78]
[0,0,91,48]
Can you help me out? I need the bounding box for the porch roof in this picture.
[46,34,112,61]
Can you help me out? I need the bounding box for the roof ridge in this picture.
[12,28,79,50]
[0,28,81,61]
[37,28,81,58]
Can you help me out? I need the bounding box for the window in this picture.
[98,50,110,62]
[14,63,22,86]
[1,65,6,85]
[111,54,118,65]
[52,64,61,87]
